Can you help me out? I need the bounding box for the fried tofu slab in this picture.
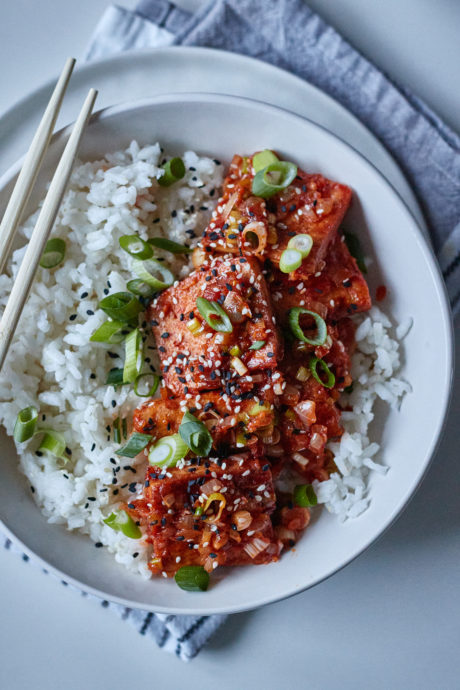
[148,254,282,396]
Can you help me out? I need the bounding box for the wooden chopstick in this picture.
[0,88,98,371]
[0,57,76,274]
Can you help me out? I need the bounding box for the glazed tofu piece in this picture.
[128,455,281,576]
[148,254,283,396]
[269,233,372,324]
[133,381,278,452]
[198,154,352,281]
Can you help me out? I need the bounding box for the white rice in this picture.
[0,141,410,576]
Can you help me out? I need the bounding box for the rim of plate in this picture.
[0,93,454,615]
[0,46,427,233]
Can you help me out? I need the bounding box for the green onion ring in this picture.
[148,433,189,468]
[113,418,121,444]
[279,248,303,274]
[178,410,213,457]
[195,297,233,333]
[106,368,125,386]
[39,238,66,269]
[252,149,279,173]
[132,258,174,291]
[287,233,313,258]
[103,510,142,539]
[119,234,154,260]
[175,565,210,592]
[98,292,143,323]
[288,307,327,346]
[309,356,336,389]
[115,431,151,458]
[158,157,186,187]
[38,430,67,460]
[251,161,298,198]
[126,279,156,299]
[13,406,38,443]
[123,328,142,383]
[293,484,318,508]
[148,237,192,254]
[90,320,130,344]
[134,372,160,398]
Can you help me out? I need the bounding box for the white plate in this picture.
[0,94,452,615]
[0,47,427,234]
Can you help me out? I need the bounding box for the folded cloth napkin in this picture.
[5,0,460,664]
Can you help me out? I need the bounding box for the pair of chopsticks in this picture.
[0,58,97,371]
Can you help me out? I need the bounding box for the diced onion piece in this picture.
[243,537,270,559]
[223,291,250,324]
[294,400,316,427]
[292,452,309,467]
[296,365,309,382]
[192,246,207,268]
[187,317,202,335]
[232,510,252,531]
[275,526,297,542]
[231,356,248,376]
[287,233,313,258]
[13,406,38,443]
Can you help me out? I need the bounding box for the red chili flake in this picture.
[376,285,387,302]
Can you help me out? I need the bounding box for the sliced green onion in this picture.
[309,356,336,389]
[99,292,143,323]
[122,417,128,440]
[39,238,66,269]
[113,418,121,444]
[287,233,313,258]
[249,340,265,351]
[293,484,318,508]
[279,248,303,274]
[179,410,213,457]
[343,232,367,273]
[175,565,210,592]
[288,307,327,346]
[251,161,298,198]
[38,430,66,459]
[90,320,130,344]
[134,372,160,398]
[196,297,233,333]
[13,406,38,443]
[103,510,142,539]
[132,258,174,292]
[158,157,186,187]
[148,237,192,254]
[115,431,151,458]
[252,149,279,173]
[123,328,142,383]
[119,234,154,260]
[106,368,124,386]
[126,279,156,299]
[148,433,188,468]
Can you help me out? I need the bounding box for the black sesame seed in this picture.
[69,314,77,321]
[95,542,103,548]
[86,310,94,316]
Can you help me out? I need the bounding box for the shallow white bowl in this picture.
[0,94,453,615]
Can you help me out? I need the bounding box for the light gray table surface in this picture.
[0,2,459,689]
